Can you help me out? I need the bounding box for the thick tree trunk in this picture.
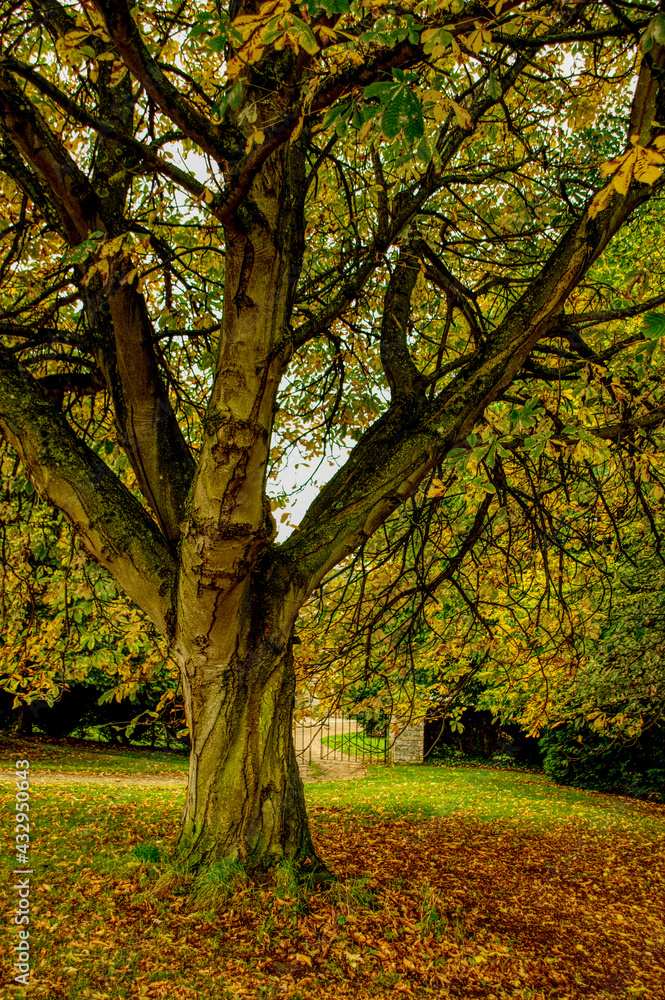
[170,130,317,872]
[175,627,321,872]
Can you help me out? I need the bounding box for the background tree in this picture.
[2,0,665,871]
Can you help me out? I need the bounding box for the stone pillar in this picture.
[390,717,424,764]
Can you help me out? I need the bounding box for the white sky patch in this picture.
[274,445,350,540]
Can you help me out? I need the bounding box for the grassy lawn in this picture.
[320,733,387,757]
[306,763,665,836]
[1,743,664,999]
[0,735,189,776]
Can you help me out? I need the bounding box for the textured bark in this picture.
[176,627,319,870]
[172,133,312,869]
[0,344,177,633]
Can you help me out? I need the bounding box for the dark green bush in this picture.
[539,724,665,801]
[424,707,543,768]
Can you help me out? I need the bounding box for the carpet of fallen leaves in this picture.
[1,783,664,1000]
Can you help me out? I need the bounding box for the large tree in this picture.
[2,0,665,870]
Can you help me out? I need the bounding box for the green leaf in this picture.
[652,12,665,44]
[290,17,319,55]
[323,102,349,128]
[316,0,349,13]
[382,92,406,138]
[228,80,244,112]
[643,312,665,340]
[488,70,501,99]
[363,81,393,100]
[404,116,425,142]
[416,136,432,163]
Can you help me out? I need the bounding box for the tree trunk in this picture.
[175,624,320,872]
[16,704,33,737]
[170,127,317,871]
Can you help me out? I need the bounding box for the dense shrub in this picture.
[424,707,543,768]
[539,724,665,801]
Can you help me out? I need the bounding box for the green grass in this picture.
[4,732,662,838]
[0,734,189,775]
[1,752,664,998]
[305,763,665,836]
[320,733,387,757]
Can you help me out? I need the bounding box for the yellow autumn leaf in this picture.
[432,100,449,125]
[244,34,268,64]
[634,144,665,183]
[599,153,628,178]
[100,233,126,257]
[234,0,287,35]
[109,61,128,87]
[290,115,305,144]
[316,25,338,44]
[635,160,664,184]
[274,31,291,51]
[450,99,472,129]
[245,129,265,153]
[226,55,243,79]
[357,117,373,142]
[612,148,637,195]
[597,140,665,201]
[62,29,92,47]
[467,29,484,54]
[426,478,447,498]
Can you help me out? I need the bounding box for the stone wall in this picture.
[390,718,424,764]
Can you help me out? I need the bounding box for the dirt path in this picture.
[0,719,371,786]
[0,757,367,787]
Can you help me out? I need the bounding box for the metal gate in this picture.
[293,713,388,765]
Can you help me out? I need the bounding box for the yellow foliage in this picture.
[590,135,665,217]
[227,0,318,80]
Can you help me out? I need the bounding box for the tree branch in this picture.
[572,289,665,326]
[273,37,665,606]
[292,52,531,350]
[0,71,196,543]
[0,344,177,634]
[0,69,102,242]
[379,239,426,402]
[0,59,210,206]
[91,0,243,166]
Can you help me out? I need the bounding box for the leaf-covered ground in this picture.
[1,753,664,999]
